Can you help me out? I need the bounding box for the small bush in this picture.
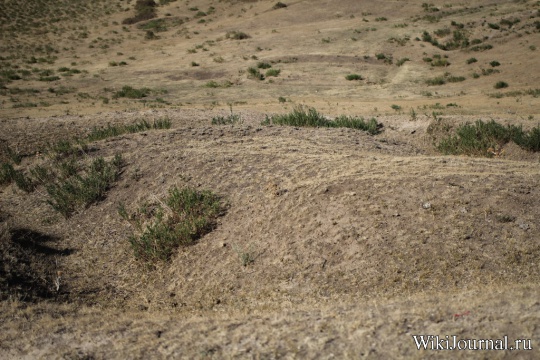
[257,62,272,69]
[490,61,501,67]
[46,155,123,218]
[226,31,250,40]
[495,81,508,89]
[345,74,363,81]
[123,0,157,25]
[426,76,446,86]
[263,106,382,134]
[466,57,477,64]
[265,69,281,77]
[113,85,150,99]
[273,2,287,9]
[436,120,540,156]
[247,67,264,80]
[122,186,225,262]
[396,58,410,67]
[446,75,466,83]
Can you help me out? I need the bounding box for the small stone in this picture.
[518,223,529,231]
[422,202,431,209]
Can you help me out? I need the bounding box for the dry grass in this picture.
[1,0,540,357]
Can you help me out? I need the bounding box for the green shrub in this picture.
[426,76,446,86]
[265,68,281,77]
[46,155,123,218]
[345,74,363,81]
[113,85,151,99]
[466,57,477,64]
[446,75,466,83]
[396,58,410,67]
[263,106,382,134]
[257,62,272,69]
[436,120,540,156]
[490,61,501,67]
[247,67,264,80]
[122,186,225,262]
[495,81,508,89]
[273,2,287,9]
[226,31,250,40]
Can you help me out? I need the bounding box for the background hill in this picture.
[1,0,539,358]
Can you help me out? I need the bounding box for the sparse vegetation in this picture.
[265,69,281,77]
[46,155,123,218]
[247,67,265,80]
[494,81,509,89]
[113,85,151,99]
[120,186,225,262]
[226,31,250,40]
[345,74,363,81]
[435,120,540,156]
[123,0,157,25]
[86,119,172,142]
[263,106,382,135]
[273,2,287,10]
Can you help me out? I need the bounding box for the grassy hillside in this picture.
[1,1,540,358]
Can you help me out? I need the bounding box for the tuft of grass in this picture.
[396,58,410,67]
[263,106,382,134]
[273,2,287,9]
[257,62,272,69]
[426,76,446,86]
[247,67,265,80]
[436,120,540,156]
[345,74,363,81]
[122,186,225,262]
[113,85,151,99]
[265,68,281,77]
[226,31,250,40]
[0,163,31,192]
[86,118,172,142]
[466,57,477,64]
[494,81,508,89]
[46,155,123,218]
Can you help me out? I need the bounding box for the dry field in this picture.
[1,0,540,358]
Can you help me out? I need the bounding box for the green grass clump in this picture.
[247,67,264,80]
[46,155,123,218]
[0,162,34,192]
[437,120,540,156]
[86,118,171,142]
[426,76,446,86]
[121,186,225,262]
[257,62,272,69]
[211,114,240,125]
[263,106,382,135]
[265,68,281,77]
[345,74,363,81]
[466,57,477,64]
[113,85,151,99]
[494,81,508,89]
